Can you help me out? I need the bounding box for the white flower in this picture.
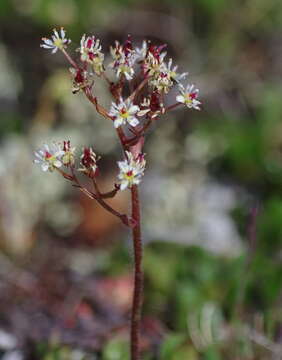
[34,143,64,172]
[135,40,148,60]
[148,58,188,93]
[143,44,167,78]
[79,34,104,75]
[115,59,135,80]
[109,38,136,80]
[117,152,146,190]
[176,83,201,110]
[143,52,162,78]
[150,71,173,94]
[109,98,140,128]
[40,28,71,54]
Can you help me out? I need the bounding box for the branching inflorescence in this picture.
[35,27,201,360]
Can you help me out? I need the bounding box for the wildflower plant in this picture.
[35,28,201,360]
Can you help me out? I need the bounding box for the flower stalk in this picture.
[130,185,143,360]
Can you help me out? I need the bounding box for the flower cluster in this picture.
[79,35,104,75]
[34,141,75,172]
[40,28,201,113]
[34,141,146,191]
[110,36,136,80]
[117,152,146,190]
[36,29,202,193]
[149,58,188,93]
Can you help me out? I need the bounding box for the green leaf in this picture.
[102,337,129,360]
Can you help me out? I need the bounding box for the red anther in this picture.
[63,140,71,151]
[86,38,93,49]
[123,35,133,56]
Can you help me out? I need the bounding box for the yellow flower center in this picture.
[120,65,130,73]
[121,110,129,118]
[54,39,63,49]
[184,93,192,105]
[125,170,134,180]
[44,154,57,167]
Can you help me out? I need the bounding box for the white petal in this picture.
[124,71,133,80]
[34,152,42,159]
[132,177,141,185]
[41,44,53,49]
[80,34,86,47]
[193,100,201,110]
[127,116,139,127]
[137,109,150,117]
[168,58,172,68]
[120,181,129,191]
[128,105,139,114]
[118,161,129,173]
[176,95,185,103]
[44,38,53,45]
[108,109,117,117]
[186,84,194,92]
[114,117,124,128]
[54,160,62,168]
[60,28,65,39]
[41,163,49,172]
[178,83,185,92]
[53,29,59,38]
[176,72,188,81]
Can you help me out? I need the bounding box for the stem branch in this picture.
[57,167,131,226]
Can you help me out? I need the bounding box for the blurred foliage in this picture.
[0,0,282,359]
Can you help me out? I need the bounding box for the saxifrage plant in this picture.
[34,27,201,360]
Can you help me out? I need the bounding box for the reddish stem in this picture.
[127,77,149,102]
[130,185,143,360]
[61,48,79,70]
[59,167,131,226]
[165,102,181,112]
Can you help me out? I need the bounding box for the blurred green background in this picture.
[0,0,282,359]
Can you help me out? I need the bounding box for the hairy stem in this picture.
[130,185,143,360]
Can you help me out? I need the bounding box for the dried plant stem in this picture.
[130,185,143,360]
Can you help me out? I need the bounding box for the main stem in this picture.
[130,185,143,360]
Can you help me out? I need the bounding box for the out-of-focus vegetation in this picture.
[0,0,282,359]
